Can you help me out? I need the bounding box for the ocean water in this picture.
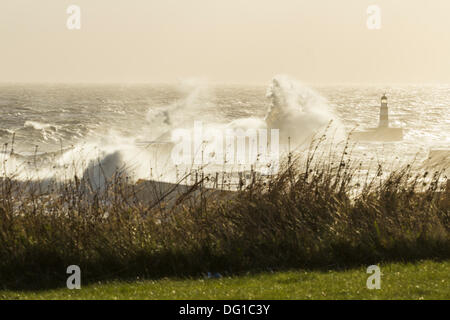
[0,78,449,183]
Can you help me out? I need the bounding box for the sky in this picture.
[1,0,450,84]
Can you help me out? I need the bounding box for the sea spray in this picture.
[265,75,344,145]
[1,77,346,184]
[144,78,219,142]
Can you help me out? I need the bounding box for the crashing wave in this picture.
[265,75,344,145]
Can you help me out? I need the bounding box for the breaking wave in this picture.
[265,75,344,144]
[2,76,347,183]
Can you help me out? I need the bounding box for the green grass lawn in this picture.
[1,260,449,300]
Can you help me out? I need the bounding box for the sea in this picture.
[0,77,448,184]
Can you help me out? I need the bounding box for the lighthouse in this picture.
[351,93,403,141]
[379,94,389,128]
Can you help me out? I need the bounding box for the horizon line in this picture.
[1,80,450,87]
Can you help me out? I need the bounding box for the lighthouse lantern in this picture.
[379,94,389,128]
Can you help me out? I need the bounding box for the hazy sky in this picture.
[1,0,450,84]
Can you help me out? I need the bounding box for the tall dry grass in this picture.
[0,138,448,290]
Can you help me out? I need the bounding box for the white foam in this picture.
[3,76,347,183]
[265,75,344,145]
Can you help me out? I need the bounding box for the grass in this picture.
[1,260,448,300]
[0,136,449,290]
